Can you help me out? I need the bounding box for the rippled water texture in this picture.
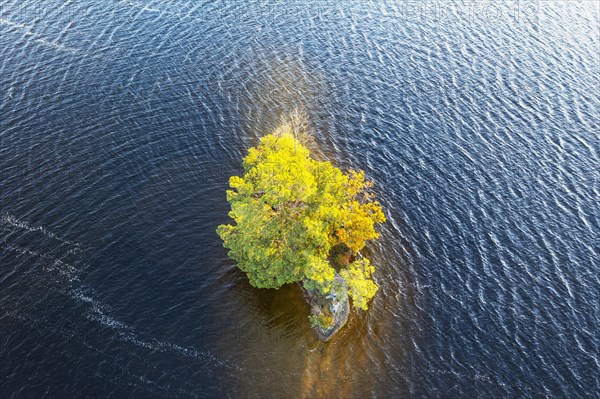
[1,1,599,397]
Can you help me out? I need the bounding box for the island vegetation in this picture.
[217,117,385,340]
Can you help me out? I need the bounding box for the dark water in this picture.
[1,1,599,397]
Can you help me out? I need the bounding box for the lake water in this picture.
[1,1,599,397]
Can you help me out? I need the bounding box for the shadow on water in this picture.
[212,262,381,398]
[218,49,338,155]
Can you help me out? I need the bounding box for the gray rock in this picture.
[303,273,350,342]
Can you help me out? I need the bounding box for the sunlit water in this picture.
[1,1,599,397]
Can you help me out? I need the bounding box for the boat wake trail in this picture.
[71,285,232,369]
[0,213,235,395]
[1,213,85,253]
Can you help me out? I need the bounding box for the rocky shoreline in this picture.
[302,273,350,341]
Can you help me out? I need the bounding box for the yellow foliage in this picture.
[217,128,385,310]
[340,258,379,310]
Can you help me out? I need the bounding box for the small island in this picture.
[217,118,385,340]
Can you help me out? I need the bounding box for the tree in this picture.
[340,258,378,311]
[216,123,385,310]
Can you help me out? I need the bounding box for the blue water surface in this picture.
[1,1,598,397]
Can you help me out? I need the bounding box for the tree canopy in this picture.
[216,124,385,310]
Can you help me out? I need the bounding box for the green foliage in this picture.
[217,123,385,310]
[308,313,335,330]
[340,258,379,311]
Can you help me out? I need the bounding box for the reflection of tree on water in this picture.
[216,51,392,396]
[300,314,375,399]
